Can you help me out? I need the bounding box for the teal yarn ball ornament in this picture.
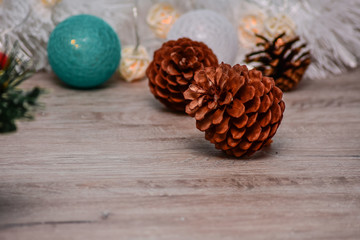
[48,14,121,88]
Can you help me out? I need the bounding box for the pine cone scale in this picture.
[238,85,255,103]
[162,60,179,75]
[182,71,194,80]
[215,116,230,134]
[167,83,181,93]
[226,99,245,118]
[154,72,167,88]
[259,111,272,127]
[212,108,225,125]
[238,140,252,151]
[270,104,282,124]
[169,94,184,103]
[269,123,280,138]
[262,77,274,93]
[164,74,178,86]
[259,95,272,112]
[154,86,168,98]
[227,136,241,148]
[246,113,258,127]
[245,97,261,113]
[215,132,227,143]
[196,117,213,131]
[258,126,271,141]
[230,127,246,139]
[246,123,262,142]
[233,114,248,129]
[195,105,210,120]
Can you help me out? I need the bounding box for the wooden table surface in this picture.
[1,69,360,240]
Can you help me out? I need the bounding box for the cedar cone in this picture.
[146,38,218,111]
[184,63,285,157]
[245,33,311,92]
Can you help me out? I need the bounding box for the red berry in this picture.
[0,52,8,70]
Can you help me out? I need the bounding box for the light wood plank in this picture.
[0,69,360,239]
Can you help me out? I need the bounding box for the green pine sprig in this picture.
[0,41,45,133]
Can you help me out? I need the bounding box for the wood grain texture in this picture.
[0,69,360,240]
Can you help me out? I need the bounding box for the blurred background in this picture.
[1,0,359,79]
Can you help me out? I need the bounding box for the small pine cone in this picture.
[146,38,218,112]
[245,33,311,92]
[184,63,285,157]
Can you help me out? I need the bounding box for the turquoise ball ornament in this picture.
[48,14,121,88]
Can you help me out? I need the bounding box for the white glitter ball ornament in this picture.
[119,45,150,82]
[168,9,238,64]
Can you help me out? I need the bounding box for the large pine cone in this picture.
[146,38,218,112]
[184,63,285,157]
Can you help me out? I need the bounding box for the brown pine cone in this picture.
[184,63,285,157]
[245,33,311,92]
[146,38,218,112]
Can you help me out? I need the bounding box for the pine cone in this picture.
[146,38,218,112]
[184,63,285,157]
[245,33,311,92]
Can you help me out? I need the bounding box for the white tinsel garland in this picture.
[0,0,359,79]
[290,0,360,78]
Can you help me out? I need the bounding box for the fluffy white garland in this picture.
[289,0,360,78]
[0,0,359,79]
